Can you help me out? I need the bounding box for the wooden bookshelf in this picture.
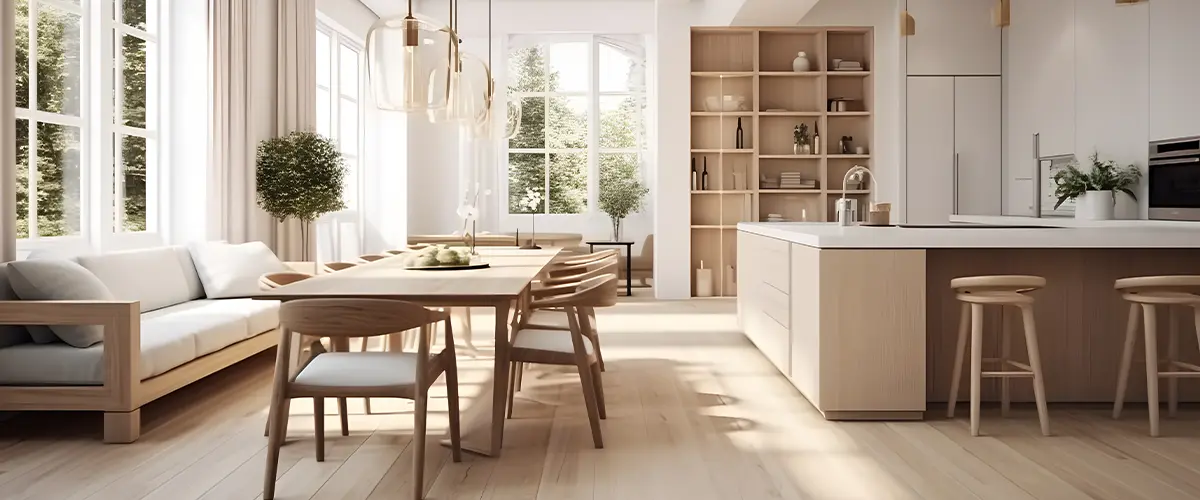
[689,27,873,297]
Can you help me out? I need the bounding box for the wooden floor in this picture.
[5,296,1200,499]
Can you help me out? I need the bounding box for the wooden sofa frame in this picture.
[0,300,278,443]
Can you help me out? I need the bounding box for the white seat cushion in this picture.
[527,309,570,329]
[512,328,593,355]
[294,352,419,389]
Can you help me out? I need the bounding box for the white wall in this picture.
[167,0,209,245]
[794,0,903,211]
[653,0,697,299]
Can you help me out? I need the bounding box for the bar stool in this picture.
[1112,276,1200,437]
[947,275,1051,436]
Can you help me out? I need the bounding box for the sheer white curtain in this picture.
[209,0,316,260]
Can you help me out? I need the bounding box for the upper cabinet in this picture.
[1006,0,1075,160]
[1150,0,1200,141]
[905,0,1002,76]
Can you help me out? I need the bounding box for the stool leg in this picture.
[1019,304,1050,436]
[947,303,970,418]
[1114,303,1141,419]
[1001,306,1012,418]
[970,303,984,437]
[1168,306,1179,418]
[1142,304,1161,437]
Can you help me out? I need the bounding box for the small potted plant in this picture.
[1052,151,1141,220]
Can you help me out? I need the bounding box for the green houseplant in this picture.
[599,159,649,242]
[1052,151,1141,220]
[256,131,347,259]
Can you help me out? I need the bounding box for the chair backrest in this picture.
[259,271,313,290]
[546,255,619,286]
[556,249,618,266]
[321,261,357,273]
[537,275,619,308]
[279,299,448,339]
[359,254,389,263]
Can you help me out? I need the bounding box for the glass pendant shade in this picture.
[366,15,459,112]
[432,53,493,127]
[503,96,523,140]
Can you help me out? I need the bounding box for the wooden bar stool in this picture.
[1112,276,1200,437]
[947,275,1050,436]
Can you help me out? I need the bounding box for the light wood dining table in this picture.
[257,246,562,457]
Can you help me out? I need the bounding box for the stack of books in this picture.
[779,173,816,190]
[834,60,864,71]
[765,213,788,222]
[760,178,780,190]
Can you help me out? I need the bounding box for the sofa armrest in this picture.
[0,300,140,409]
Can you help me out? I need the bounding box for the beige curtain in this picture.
[209,0,275,245]
[274,0,317,261]
[2,1,15,262]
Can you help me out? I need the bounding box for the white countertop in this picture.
[949,214,1200,229]
[738,222,1200,249]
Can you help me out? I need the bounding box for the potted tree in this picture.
[1052,152,1141,220]
[256,131,347,260]
[599,158,649,242]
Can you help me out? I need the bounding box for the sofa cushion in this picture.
[188,241,288,299]
[173,246,206,301]
[77,247,198,313]
[0,264,32,348]
[0,300,280,385]
[7,260,115,347]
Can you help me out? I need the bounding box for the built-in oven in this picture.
[1148,136,1200,221]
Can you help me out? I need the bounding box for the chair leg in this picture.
[264,396,290,499]
[1114,303,1141,419]
[506,361,518,419]
[1142,304,1161,437]
[338,397,349,436]
[360,337,373,415]
[1019,304,1050,437]
[969,304,984,437]
[576,358,605,449]
[591,362,607,420]
[313,397,325,462]
[1001,306,1012,418]
[445,352,463,463]
[516,362,525,391]
[1168,306,1179,418]
[947,303,969,419]
[413,389,428,500]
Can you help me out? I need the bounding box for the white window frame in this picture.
[315,18,366,214]
[502,34,647,218]
[14,0,166,253]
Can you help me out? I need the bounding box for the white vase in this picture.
[792,52,811,72]
[1074,191,1115,220]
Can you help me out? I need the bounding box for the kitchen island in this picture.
[737,222,1200,420]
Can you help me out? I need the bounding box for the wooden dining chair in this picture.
[263,299,461,500]
[321,261,358,274]
[506,275,618,449]
[359,253,389,263]
[524,254,619,374]
[259,271,313,289]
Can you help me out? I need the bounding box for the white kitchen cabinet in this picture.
[904,0,1001,76]
[1006,0,1075,159]
[906,76,1002,224]
[1149,0,1200,141]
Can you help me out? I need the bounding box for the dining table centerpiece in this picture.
[401,245,489,270]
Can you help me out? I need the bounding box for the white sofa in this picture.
[0,246,281,443]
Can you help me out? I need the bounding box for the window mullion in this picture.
[588,36,599,213]
[27,0,40,238]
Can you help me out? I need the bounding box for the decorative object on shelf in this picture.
[834,60,864,71]
[691,158,699,190]
[599,154,649,242]
[1051,151,1141,221]
[792,51,811,72]
[793,123,811,155]
[366,0,458,113]
[779,172,816,190]
[760,173,778,190]
[839,136,853,154]
[704,95,746,112]
[401,244,487,270]
[813,121,821,155]
[701,158,710,190]
[736,118,745,149]
[256,131,347,261]
[733,170,743,191]
[696,261,714,297]
[855,146,866,155]
[838,165,877,227]
[724,265,736,295]
[765,213,787,222]
[865,202,892,226]
[518,188,543,249]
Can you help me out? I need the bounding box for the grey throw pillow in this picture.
[7,260,116,348]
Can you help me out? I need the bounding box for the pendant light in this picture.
[366,0,459,112]
[431,0,495,128]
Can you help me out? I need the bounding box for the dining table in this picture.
[257,246,562,457]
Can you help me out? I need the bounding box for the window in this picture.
[13,0,162,244]
[315,24,364,211]
[506,35,647,215]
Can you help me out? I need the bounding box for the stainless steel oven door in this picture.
[1149,156,1200,221]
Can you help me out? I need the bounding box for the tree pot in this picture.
[1074,191,1114,220]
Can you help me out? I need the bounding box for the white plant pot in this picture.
[1074,191,1115,220]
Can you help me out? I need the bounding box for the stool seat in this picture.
[951,275,1046,294]
[948,274,1050,437]
[1113,275,1200,437]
